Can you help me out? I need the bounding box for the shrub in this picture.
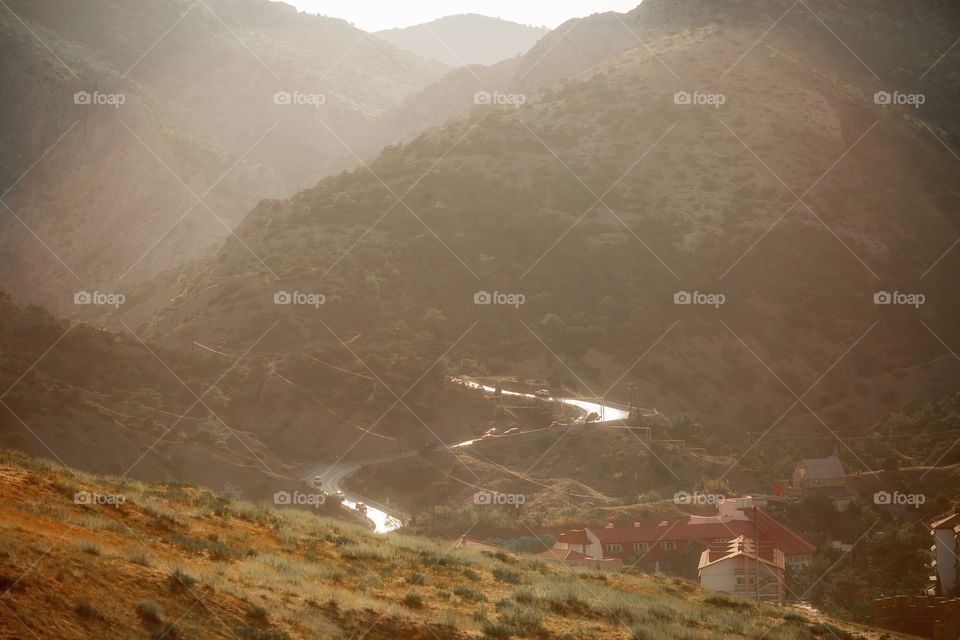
[492,567,521,584]
[405,572,426,585]
[498,606,543,636]
[75,601,102,620]
[403,592,424,609]
[76,540,101,555]
[246,605,269,624]
[137,599,164,623]
[453,585,486,602]
[167,568,197,594]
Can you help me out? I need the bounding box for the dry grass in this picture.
[0,449,899,639]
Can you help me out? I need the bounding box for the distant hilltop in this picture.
[376,14,549,66]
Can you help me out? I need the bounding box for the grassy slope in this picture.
[0,449,901,639]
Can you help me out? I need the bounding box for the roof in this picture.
[931,512,960,530]
[578,508,814,558]
[698,536,785,571]
[539,548,593,562]
[557,529,590,545]
[795,457,845,480]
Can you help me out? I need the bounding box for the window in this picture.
[607,544,623,553]
[633,542,650,552]
[661,541,677,550]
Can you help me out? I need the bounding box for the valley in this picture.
[1,0,959,638]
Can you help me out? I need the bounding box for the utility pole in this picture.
[754,506,761,602]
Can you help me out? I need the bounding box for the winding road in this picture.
[306,379,648,533]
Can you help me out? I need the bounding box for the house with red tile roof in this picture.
[537,547,622,571]
[553,498,814,571]
[698,536,785,603]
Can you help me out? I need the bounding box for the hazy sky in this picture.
[271,0,642,31]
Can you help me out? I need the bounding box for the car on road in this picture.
[534,389,551,398]
[335,490,344,498]
[586,412,600,422]
[312,475,323,488]
[573,416,586,425]
[548,420,568,428]
[355,502,367,514]
[503,427,520,435]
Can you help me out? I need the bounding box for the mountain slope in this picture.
[0,0,445,314]
[0,449,898,639]
[376,14,548,67]
[137,0,960,473]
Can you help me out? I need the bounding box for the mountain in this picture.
[134,0,960,476]
[375,14,549,67]
[0,448,895,639]
[0,0,446,314]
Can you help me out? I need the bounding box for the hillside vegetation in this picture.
[0,449,896,639]
[142,0,960,469]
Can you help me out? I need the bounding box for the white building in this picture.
[698,536,785,603]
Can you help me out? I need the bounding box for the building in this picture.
[698,536,785,603]
[537,547,622,571]
[792,457,846,491]
[790,456,857,510]
[930,512,960,596]
[553,497,815,571]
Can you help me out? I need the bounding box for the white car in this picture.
[534,389,550,398]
